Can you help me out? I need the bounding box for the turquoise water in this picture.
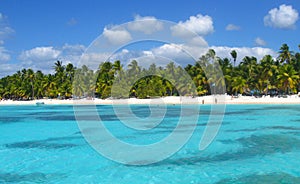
[1,104,300,183]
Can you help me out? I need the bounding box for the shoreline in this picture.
[1,95,300,105]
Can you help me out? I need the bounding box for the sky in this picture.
[0,0,300,76]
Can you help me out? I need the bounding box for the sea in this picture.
[1,104,300,183]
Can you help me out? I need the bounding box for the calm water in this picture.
[1,104,300,183]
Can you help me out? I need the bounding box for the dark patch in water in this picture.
[227,128,258,132]
[154,134,300,166]
[136,121,230,136]
[37,115,76,121]
[198,109,251,116]
[263,105,300,111]
[283,131,300,136]
[0,117,22,124]
[0,172,65,183]
[5,141,77,149]
[267,126,300,130]
[45,136,82,142]
[225,110,253,116]
[130,106,151,118]
[215,172,300,184]
[99,114,119,121]
[5,136,81,149]
[244,118,257,121]
[227,126,300,133]
[26,111,66,116]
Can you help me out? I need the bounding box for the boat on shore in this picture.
[36,102,45,106]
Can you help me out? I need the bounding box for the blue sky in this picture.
[0,0,300,76]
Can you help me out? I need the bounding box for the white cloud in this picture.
[171,14,214,38]
[60,44,85,67]
[0,47,10,61]
[80,49,144,70]
[19,46,61,65]
[0,13,14,40]
[0,26,14,38]
[264,4,299,29]
[127,15,163,34]
[80,52,111,69]
[225,24,240,31]
[0,63,19,77]
[18,44,86,73]
[255,37,266,46]
[187,36,208,47]
[62,44,85,54]
[148,43,208,65]
[103,26,132,45]
[211,46,277,62]
[152,43,185,57]
[132,44,277,66]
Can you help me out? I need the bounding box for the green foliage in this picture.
[0,43,300,100]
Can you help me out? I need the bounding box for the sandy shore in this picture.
[1,95,300,105]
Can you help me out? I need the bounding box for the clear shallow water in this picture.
[1,104,300,183]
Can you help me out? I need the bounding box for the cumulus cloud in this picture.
[80,49,147,70]
[0,12,14,68]
[127,15,163,34]
[171,14,214,38]
[211,46,277,62]
[264,4,299,29]
[0,13,15,40]
[130,44,277,67]
[103,26,132,45]
[146,43,208,65]
[0,26,14,38]
[255,37,266,46]
[59,44,85,67]
[18,44,85,73]
[19,46,61,64]
[104,37,277,67]
[225,24,240,31]
[80,52,112,69]
[0,63,19,77]
[0,47,10,61]
[187,36,208,47]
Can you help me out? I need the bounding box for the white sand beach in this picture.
[1,95,300,105]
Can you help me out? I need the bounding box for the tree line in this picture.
[0,43,299,100]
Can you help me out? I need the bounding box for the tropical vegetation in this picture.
[0,44,300,100]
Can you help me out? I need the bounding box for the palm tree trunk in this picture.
[31,80,34,99]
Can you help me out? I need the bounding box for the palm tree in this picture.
[128,60,140,77]
[232,76,247,94]
[34,70,44,98]
[277,64,299,94]
[238,56,258,93]
[112,60,122,73]
[54,60,64,73]
[258,55,277,94]
[53,60,65,92]
[26,69,35,99]
[66,63,75,81]
[230,50,237,67]
[278,44,293,64]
